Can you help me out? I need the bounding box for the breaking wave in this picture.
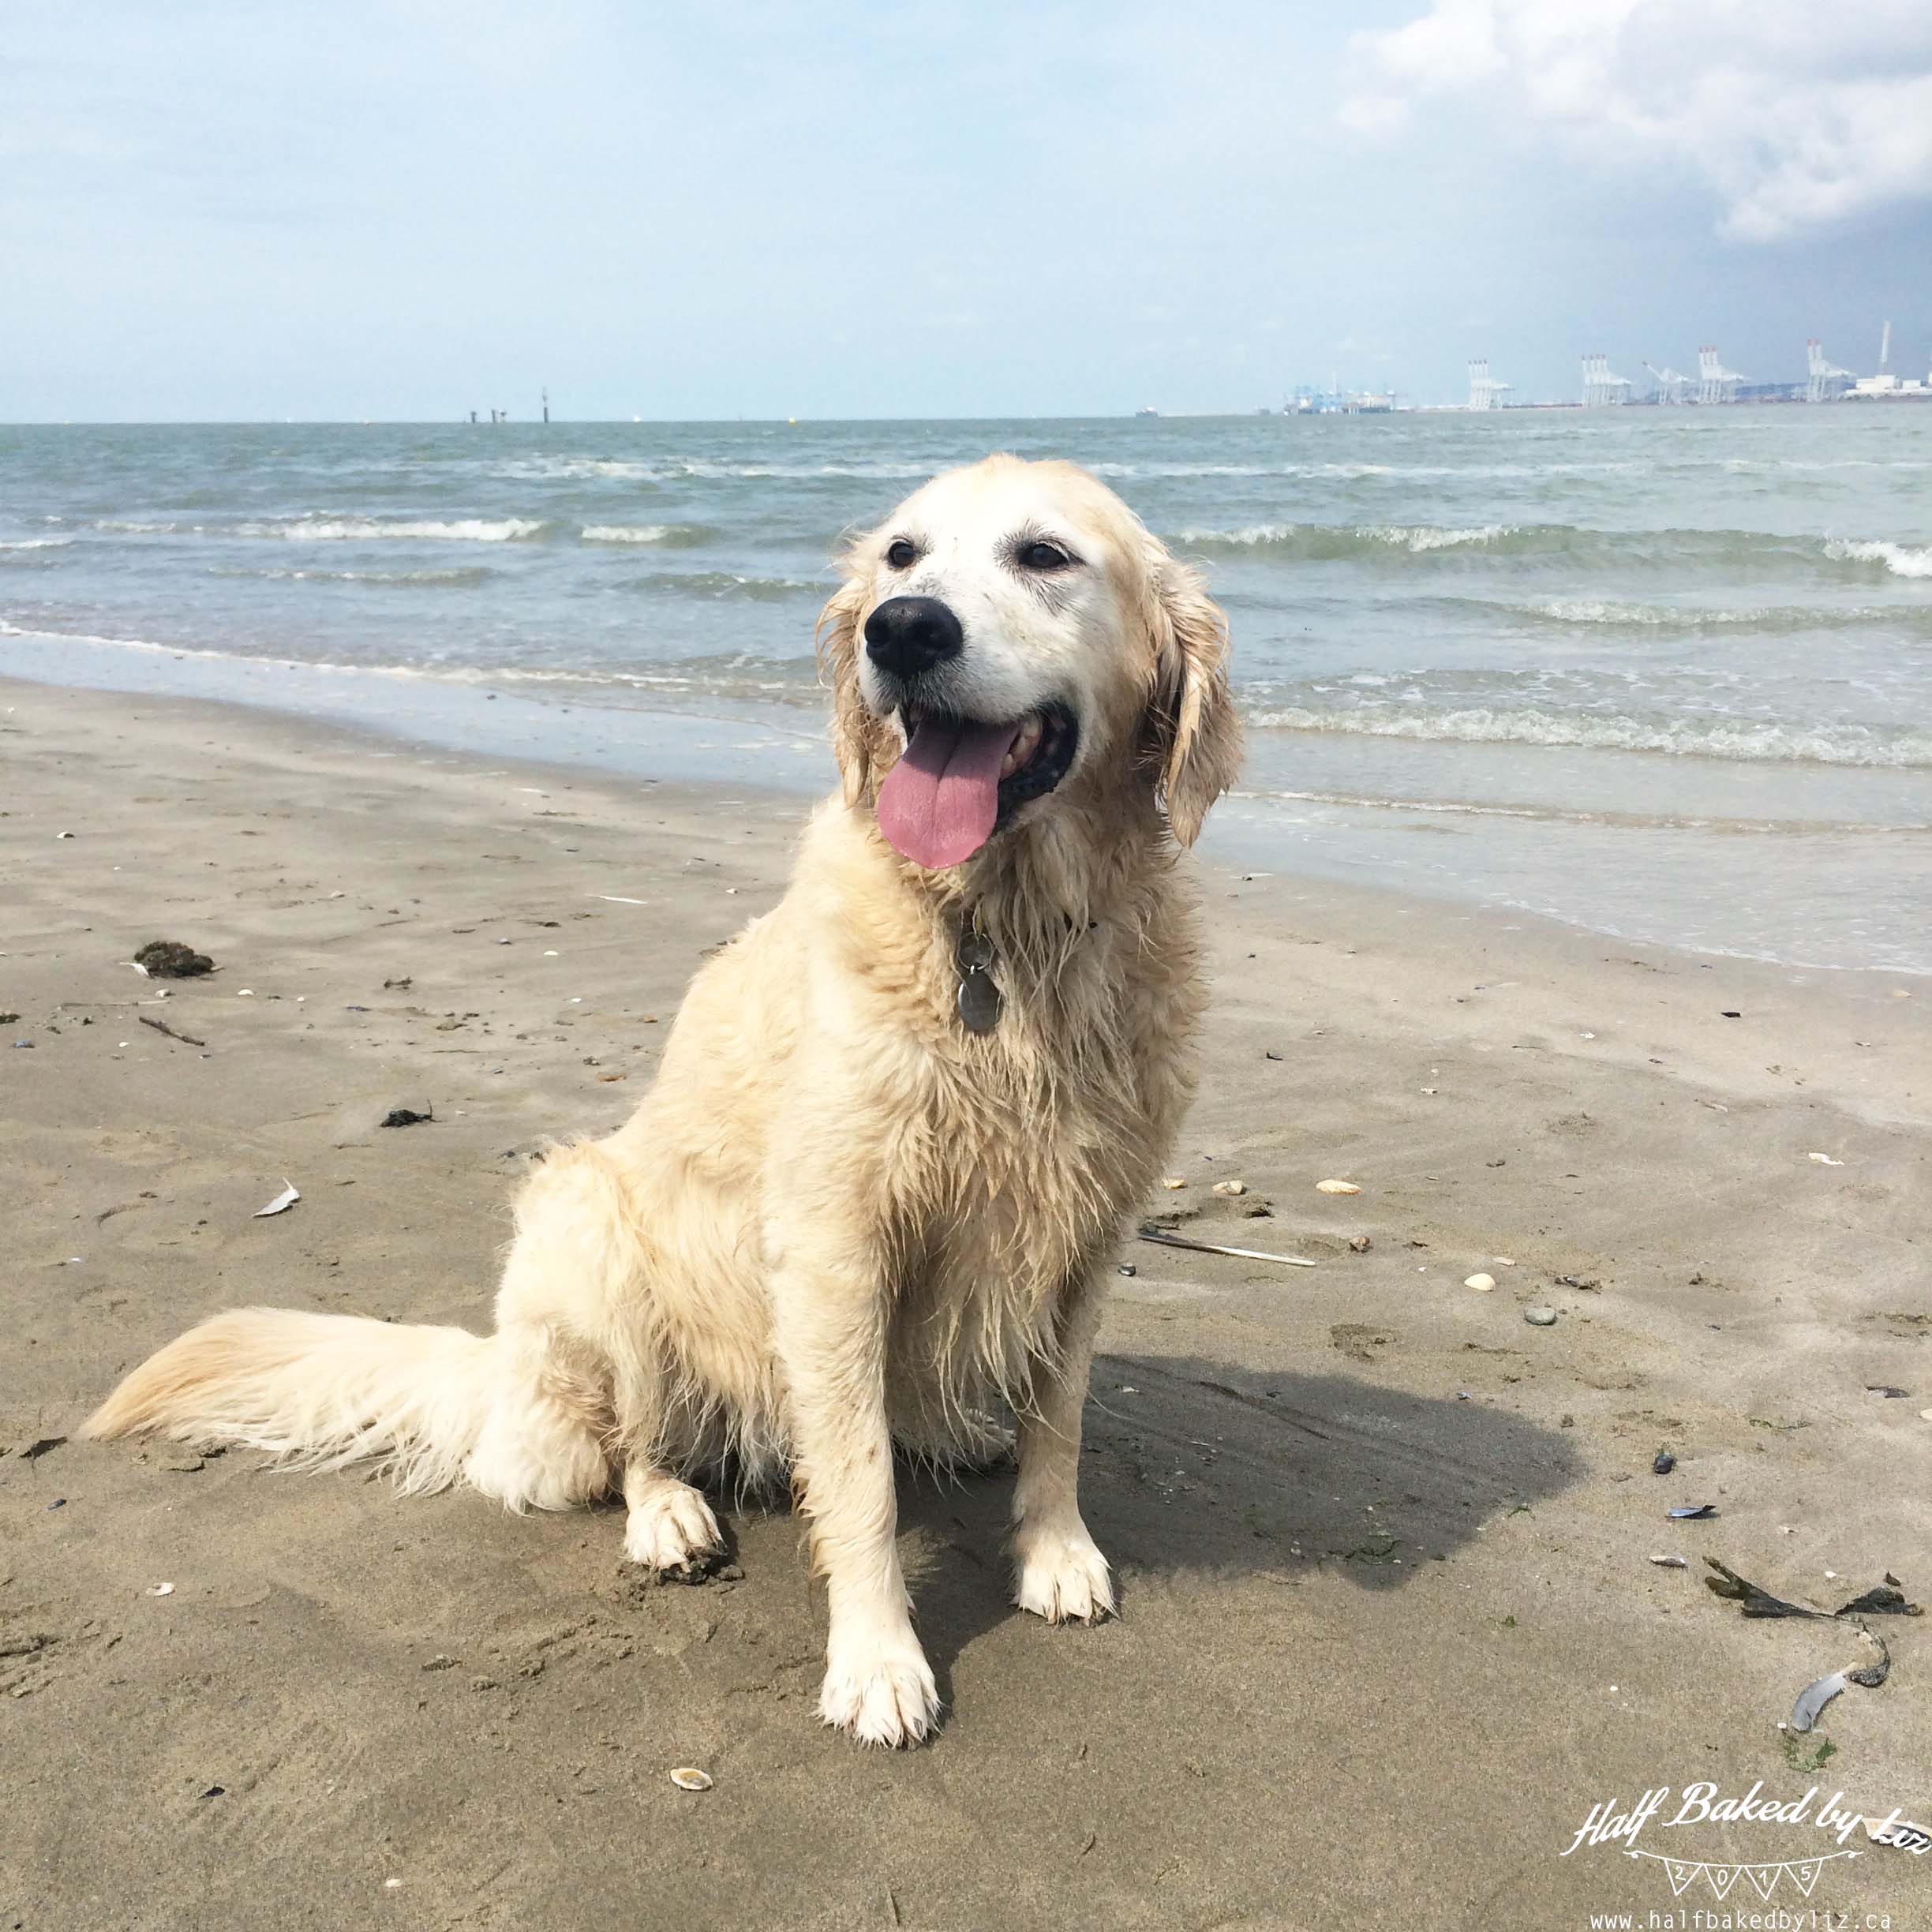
[580,522,716,547]
[1249,704,1932,769]
[1168,521,1932,582]
[1824,538,1932,580]
[1172,521,1514,554]
[208,564,496,587]
[620,570,822,601]
[234,516,549,543]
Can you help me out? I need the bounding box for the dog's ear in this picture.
[1143,551,1241,847]
[815,564,885,808]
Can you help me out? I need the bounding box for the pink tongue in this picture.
[875,717,1014,869]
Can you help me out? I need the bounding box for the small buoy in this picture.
[1316,1179,1360,1196]
[669,1767,713,1792]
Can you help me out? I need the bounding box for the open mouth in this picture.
[874,702,1079,870]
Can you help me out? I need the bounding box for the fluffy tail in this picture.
[83,1308,499,1497]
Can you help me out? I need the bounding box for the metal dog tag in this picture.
[957,969,1002,1035]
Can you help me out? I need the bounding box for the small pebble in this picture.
[1653,1450,1676,1475]
[1347,1234,1372,1253]
[1161,1177,1186,1189]
[1116,1264,1136,1278]
[1316,1179,1360,1196]
[1524,1306,1557,1327]
[1211,1179,1245,1197]
[1465,1273,1496,1292]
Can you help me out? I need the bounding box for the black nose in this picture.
[863,596,964,681]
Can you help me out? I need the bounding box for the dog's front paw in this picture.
[818,1641,941,1747]
[623,1481,723,1574]
[1013,1519,1116,1624]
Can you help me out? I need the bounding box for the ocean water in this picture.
[2,412,1928,972]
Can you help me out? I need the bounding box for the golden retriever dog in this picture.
[84,454,1241,1747]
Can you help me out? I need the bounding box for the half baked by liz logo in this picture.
[1563,1782,1930,1900]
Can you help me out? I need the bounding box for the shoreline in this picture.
[4,631,1926,980]
[4,677,1930,1928]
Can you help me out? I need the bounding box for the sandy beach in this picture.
[3,675,1928,1931]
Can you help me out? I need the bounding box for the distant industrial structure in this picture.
[1466,359,1511,410]
[1644,361,1691,405]
[1256,324,1929,416]
[1696,346,1746,406]
[1805,339,1852,403]
[1290,380,1399,414]
[1580,353,1633,407]
[1846,320,1930,397]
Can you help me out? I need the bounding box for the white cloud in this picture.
[1340,0,1932,240]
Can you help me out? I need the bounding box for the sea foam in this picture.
[1824,538,1932,580]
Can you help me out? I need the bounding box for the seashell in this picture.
[1316,1180,1360,1196]
[1161,1176,1187,1189]
[1648,1555,1687,1568]
[1347,1235,1372,1252]
[1464,1273,1496,1292]
[668,1767,713,1792]
[1211,1180,1245,1197]
[1667,1503,1717,1519]
[1807,1152,1844,1166]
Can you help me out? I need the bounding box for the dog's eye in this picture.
[1018,540,1072,571]
[885,537,919,570]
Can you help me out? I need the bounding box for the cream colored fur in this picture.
[84,455,1241,1747]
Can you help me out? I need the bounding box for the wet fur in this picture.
[84,455,1241,1745]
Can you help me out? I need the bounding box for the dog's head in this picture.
[817,455,1241,870]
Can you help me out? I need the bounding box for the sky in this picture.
[4,0,1930,421]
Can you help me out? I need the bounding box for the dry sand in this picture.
[2,677,1928,1931]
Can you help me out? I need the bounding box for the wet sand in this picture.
[2,676,1928,1930]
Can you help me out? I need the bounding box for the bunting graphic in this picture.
[1627,1848,1859,1899]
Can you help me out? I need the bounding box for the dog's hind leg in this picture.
[1011,1274,1115,1624]
[463,1141,642,1513]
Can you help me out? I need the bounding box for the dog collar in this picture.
[954,905,1002,1035]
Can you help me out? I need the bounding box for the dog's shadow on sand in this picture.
[892,1353,1586,1707]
